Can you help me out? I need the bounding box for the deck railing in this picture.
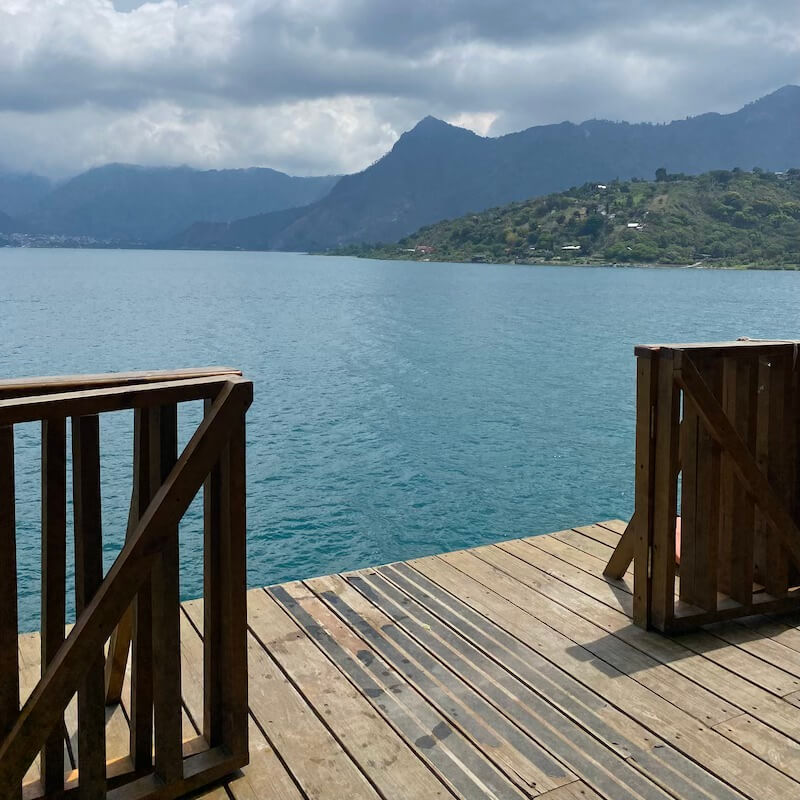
[606,341,800,632]
[0,368,252,799]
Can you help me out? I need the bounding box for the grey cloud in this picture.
[0,0,797,177]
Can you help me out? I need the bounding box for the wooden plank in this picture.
[150,405,182,784]
[186,597,383,800]
[355,569,727,800]
[308,574,576,795]
[130,409,153,772]
[765,352,791,594]
[602,516,635,580]
[703,621,800,681]
[219,418,248,759]
[247,589,456,800]
[0,368,241,400]
[105,408,147,705]
[502,536,800,697]
[0,425,21,800]
[0,379,252,791]
[635,341,800,357]
[244,628,381,799]
[679,393,699,603]
[633,350,658,625]
[202,396,223,749]
[721,357,756,603]
[40,418,67,792]
[0,375,244,427]
[459,538,800,747]
[477,543,736,726]
[753,357,771,586]
[693,356,721,612]
[538,781,605,800]
[650,350,680,630]
[379,563,748,800]
[414,551,800,799]
[554,529,631,571]
[271,583,529,800]
[179,602,304,800]
[72,414,107,798]
[713,714,800,783]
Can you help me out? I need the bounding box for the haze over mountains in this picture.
[2,86,799,250]
[0,165,338,243]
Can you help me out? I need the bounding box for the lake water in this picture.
[3,248,799,631]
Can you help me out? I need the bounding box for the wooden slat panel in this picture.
[0,380,252,792]
[40,418,67,792]
[0,425,21,800]
[650,352,681,630]
[675,354,800,576]
[72,414,107,798]
[679,394,699,604]
[150,405,182,784]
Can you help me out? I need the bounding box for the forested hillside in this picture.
[344,169,800,268]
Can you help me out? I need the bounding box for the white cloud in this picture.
[0,0,797,176]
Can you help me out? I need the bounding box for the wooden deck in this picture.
[19,520,800,800]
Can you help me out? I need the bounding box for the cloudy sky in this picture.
[1,0,798,178]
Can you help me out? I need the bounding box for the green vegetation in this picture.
[339,169,800,269]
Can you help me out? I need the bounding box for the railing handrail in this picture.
[605,340,800,632]
[0,367,241,400]
[0,374,248,425]
[0,369,252,800]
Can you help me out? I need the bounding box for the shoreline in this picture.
[330,252,800,271]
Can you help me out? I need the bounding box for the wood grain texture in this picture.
[72,415,107,798]
[0,426,21,800]
[40,419,67,793]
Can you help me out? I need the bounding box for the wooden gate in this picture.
[0,369,252,799]
[605,341,800,632]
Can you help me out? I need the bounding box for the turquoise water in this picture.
[3,248,799,631]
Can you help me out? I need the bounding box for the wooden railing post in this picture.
[0,425,21,800]
[150,404,183,783]
[650,351,680,631]
[633,349,659,628]
[40,419,67,793]
[72,414,106,798]
[130,409,153,771]
[203,397,224,748]
[220,417,248,757]
[203,401,248,758]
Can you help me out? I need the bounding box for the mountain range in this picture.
[2,86,799,250]
[0,165,338,243]
[168,85,800,251]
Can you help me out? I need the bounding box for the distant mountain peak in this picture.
[748,84,800,110]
